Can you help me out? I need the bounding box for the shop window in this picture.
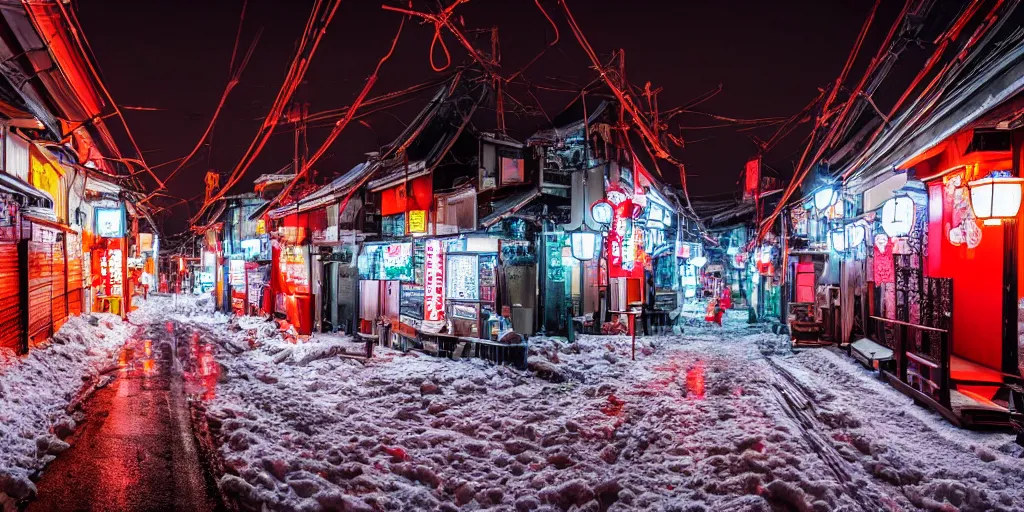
[381,213,405,238]
[480,143,497,191]
[499,147,524,185]
[437,189,477,234]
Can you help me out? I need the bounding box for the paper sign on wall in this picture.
[409,210,427,233]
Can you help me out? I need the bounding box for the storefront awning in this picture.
[480,188,543,228]
[0,171,52,207]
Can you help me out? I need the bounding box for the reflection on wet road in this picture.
[28,322,221,511]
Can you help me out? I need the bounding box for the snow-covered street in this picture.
[4,295,1024,511]
[161,295,1024,512]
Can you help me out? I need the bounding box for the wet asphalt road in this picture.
[27,323,221,512]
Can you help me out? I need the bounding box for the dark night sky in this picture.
[74,0,915,233]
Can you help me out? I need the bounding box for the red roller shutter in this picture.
[51,239,67,332]
[67,234,82,316]
[27,241,52,346]
[0,243,21,352]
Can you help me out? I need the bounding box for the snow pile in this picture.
[191,312,859,511]
[774,348,1024,510]
[158,307,1024,511]
[0,306,139,503]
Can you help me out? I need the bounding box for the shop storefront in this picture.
[358,240,416,339]
[273,214,312,334]
[90,205,128,317]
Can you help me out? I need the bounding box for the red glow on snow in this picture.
[599,394,626,416]
[686,361,706,399]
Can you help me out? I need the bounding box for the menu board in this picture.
[446,254,479,300]
[479,256,496,287]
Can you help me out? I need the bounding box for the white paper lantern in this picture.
[814,187,839,210]
[829,229,847,252]
[570,231,599,261]
[881,195,915,237]
[968,176,1024,226]
[845,222,866,247]
[689,255,707,268]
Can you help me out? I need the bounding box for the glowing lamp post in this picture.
[881,195,915,237]
[968,176,1024,226]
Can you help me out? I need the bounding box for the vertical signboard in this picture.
[424,239,444,321]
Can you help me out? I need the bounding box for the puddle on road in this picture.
[115,323,221,401]
[181,329,220,401]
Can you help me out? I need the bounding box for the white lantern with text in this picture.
[881,195,914,237]
[968,176,1024,226]
[569,231,599,261]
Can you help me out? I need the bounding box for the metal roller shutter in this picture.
[51,239,67,332]
[0,243,21,352]
[67,234,82,316]
[27,241,52,346]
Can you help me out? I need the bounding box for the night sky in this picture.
[74,0,912,234]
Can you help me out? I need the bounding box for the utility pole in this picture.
[490,27,505,134]
[289,102,310,185]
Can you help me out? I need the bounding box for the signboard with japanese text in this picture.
[424,239,445,321]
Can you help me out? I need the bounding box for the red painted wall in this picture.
[927,181,1004,369]
[915,130,1011,370]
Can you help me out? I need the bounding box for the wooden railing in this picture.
[869,316,951,408]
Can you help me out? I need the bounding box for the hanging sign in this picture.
[424,240,445,321]
[744,156,760,202]
[408,210,427,233]
[95,207,124,238]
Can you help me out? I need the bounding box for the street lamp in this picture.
[570,228,600,261]
[968,176,1024,226]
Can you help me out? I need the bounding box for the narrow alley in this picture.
[26,320,220,511]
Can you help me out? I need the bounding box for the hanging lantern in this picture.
[757,246,773,274]
[590,200,614,225]
[829,229,847,253]
[845,221,866,248]
[688,255,707,268]
[881,195,915,237]
[968,176,1024,226]
[569,230,599,261]
[814,186,839,210]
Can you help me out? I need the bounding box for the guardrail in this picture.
[869,315,950,408]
